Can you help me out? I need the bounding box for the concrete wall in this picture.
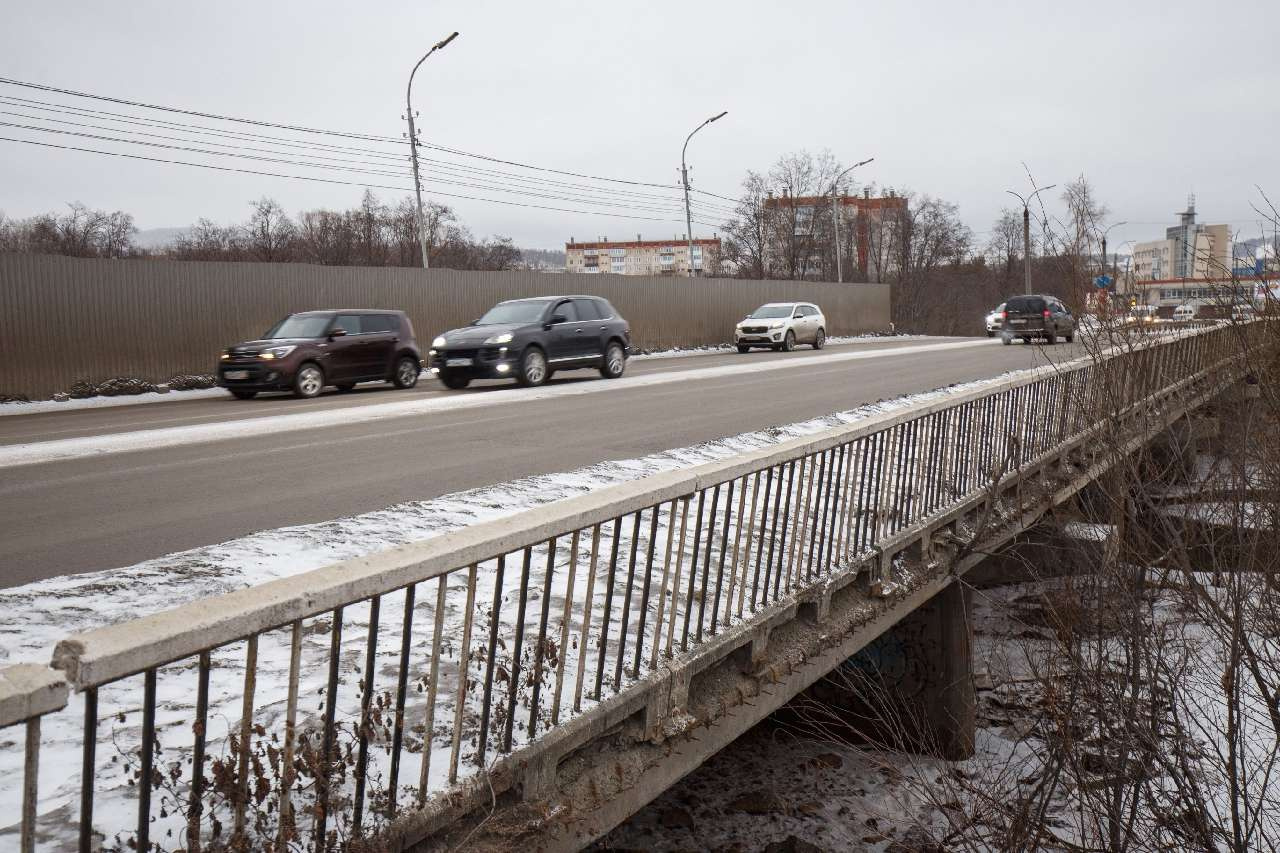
[0,254,891,399]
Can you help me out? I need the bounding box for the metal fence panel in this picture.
[0,254,891,398]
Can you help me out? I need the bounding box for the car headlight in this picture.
[432,335,447,348]
[483,332,514,345]
[220,352,230,360]
[769,321,785,329]
[259,345,296,360]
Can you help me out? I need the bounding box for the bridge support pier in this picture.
[799,579,975,761]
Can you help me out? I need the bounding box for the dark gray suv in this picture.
[428,296,631,389]
[1000,294,1076,345]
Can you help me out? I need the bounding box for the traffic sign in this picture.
[1094,275,1113,288]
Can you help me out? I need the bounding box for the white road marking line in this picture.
[0,338,1000,469]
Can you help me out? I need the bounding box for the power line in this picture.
[0,94,741,215]
[0,135,724,228]
[0,76,741,198]
[1,119,719,217]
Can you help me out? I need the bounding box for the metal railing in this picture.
[0,322,1261,851]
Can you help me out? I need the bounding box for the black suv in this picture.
[429,296,631,389]
[1000,294,1076,345]
[218,309,423,399]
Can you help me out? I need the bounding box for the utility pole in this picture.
[1097,220,1127,290]
[1006,184,1056,295]
[681,110,727,277]
[829,157,874,283]
[405,31,458,270]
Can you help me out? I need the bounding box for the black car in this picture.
[1000,294,1076,345]
[218,309,422,399]
[429,296,631,389]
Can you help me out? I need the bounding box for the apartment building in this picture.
[564,236,722,276]
[1132,198,1231,281]
[761,189,908,281]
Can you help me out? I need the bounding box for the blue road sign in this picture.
[1094,274,1113,288]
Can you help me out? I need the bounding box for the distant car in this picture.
[1231,302,1257,322]
[735,302,827,352]
[985,303,1006,337]
[429,295,630,389]
[1173,304,1197,322]
[1000,294,1076,345]
[218,309,422,400]
[1128,305,1158,326]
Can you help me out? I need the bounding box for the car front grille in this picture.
[742,326,769,334]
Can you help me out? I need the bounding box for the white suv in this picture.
[735,302,827,352]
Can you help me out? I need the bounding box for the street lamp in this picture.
[830,157,874,283]
[405,31,459,270]
[681,110,727,278]
[1006,184,1057,295]
[1096,220,1128,282]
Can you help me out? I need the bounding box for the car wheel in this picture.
[737,344,751,353]
[292,364,324,398]
[1065,332,1074,343]
[600,341,626,379]
[987,330,994,338]
[229,390,257,400]
[813,328,826,350]
[334,382,356,392]
[392,356,420,389]
[518,347,547,387]
[781,330,796,352]
[439,371,470,390]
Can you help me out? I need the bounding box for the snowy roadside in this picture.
[0,335,923,416]
[0,338,1000,468]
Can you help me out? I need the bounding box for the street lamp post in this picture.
[1097,220,1128,285]
[681,110,727,277]
[829,157,874,283]
[405,31,458,270]
[1006,184,1057,295]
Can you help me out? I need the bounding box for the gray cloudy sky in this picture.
[1,0,1276,251]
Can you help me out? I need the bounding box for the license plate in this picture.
[446,358,473,367]
[1010,319,1026,325]
[224,370,249,380]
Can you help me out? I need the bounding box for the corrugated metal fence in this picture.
[0,254,890,399]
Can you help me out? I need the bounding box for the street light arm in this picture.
[682,111,727,165]
[407,32,460,110]
[832,157,875,192]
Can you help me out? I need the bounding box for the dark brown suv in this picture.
[218,310,423,399]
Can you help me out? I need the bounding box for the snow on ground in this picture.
[597,572,1280,852]
[0,386,229,416]
[0,338,1000,469]
[0,366,1020,849]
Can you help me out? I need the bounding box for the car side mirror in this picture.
[550,314,567,325]
[328,328,347,339]
[471,318,480,326]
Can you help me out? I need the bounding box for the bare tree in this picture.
[244,197,296,262]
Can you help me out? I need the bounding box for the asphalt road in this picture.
[0,338,1080,587]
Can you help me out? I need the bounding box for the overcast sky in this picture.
[2,0,1276,251]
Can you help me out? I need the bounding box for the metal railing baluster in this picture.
[530,538,559,734]
[478,557,506,765]
[449,564,478,781]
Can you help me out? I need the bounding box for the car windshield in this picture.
[749,305,794,319]
[263,314,332,339]
[475,300,549,325]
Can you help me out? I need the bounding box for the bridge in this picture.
[0,322,1263,852]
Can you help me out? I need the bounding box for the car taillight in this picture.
[1000,311,1007,320]
[1043,309,1051,318]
